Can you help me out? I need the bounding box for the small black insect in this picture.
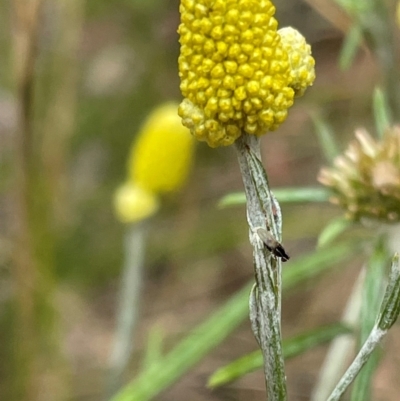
[256,228,290,262]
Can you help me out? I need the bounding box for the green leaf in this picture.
[282,241,359,290]
[311,114,340,163]
[110,283,252,401]
[339,24,363,71]
[377,254,400,330]
[208,323,351,388]
[110,242,359,401]
[351,240,389,401]
[333,0,371,15]
[218,192,246,207]
[372,87,392,138]
[142,326,165,370]
[317,217,352,248]
[219,187,330,208]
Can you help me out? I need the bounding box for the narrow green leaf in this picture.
[360,241,388,338]
[333,0,371,15]
[282,241,359,290]
[273,187,331,204]
[219,187,330,208]
[351,240,389,401]
[111,283,252,401]
[209,350,261,388]
[373,87,392,138]
[338,24,363,71]
[377,254,400,330]
[142,326,165,370]
[311,114,340,163]
[208,323,351,388]
[317,217,352,248]
[218,192,246,207]
[110,242,358,401]
[282,324,350,359]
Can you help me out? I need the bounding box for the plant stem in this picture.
[326,327,386,401]
[108,222,149,396]
[353,1,400,116]
[110,241,357,401]
[41,0,84,227]
[327,254,400,401]
[110,283,253,401]
[11,1,43,400]
[350,239,387,401]
[310,270,364,401]
[235,133,287,401]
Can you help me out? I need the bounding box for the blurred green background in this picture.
[2,0,400,400]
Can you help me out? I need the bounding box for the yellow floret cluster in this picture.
[178,0,315,147]
[278,27,316,97]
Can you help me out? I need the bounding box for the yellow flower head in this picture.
[319,126,400,223]
[129,102,195,194]
[178,0,315,147]
[114,182,160,223]
[114,102,195,224]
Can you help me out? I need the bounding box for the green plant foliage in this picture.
[208,323,351,388]
[110,241,359,401]
[317,217,352,248]
[372,87,392,138]
[311,114,340,163]
[219,187,331,208]
[350,240,389,401]
[338,25,362,71]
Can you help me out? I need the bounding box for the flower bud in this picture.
[114,183,159,223]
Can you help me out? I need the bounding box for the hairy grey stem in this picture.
[235,133,287,401]
[311,270,364,401]
[326,327,385,401]
[327,254,400,401]
[108,222,148,397]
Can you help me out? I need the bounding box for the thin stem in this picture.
[350,239,387,401]
[11,1,43,400]
[356,2,400,117]
[108,222,149,396]
[110,283,253,401]
[41,0,84,227]
[327,254,400,401]
[326,327,386,401]
[310,270,364,401]
[235,133,286,401]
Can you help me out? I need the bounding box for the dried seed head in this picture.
[318,126,400,223]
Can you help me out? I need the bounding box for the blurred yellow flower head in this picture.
[319,126,400,223]
[114,103,195,223]
[114,183,160,224]
[177,0,315,147]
